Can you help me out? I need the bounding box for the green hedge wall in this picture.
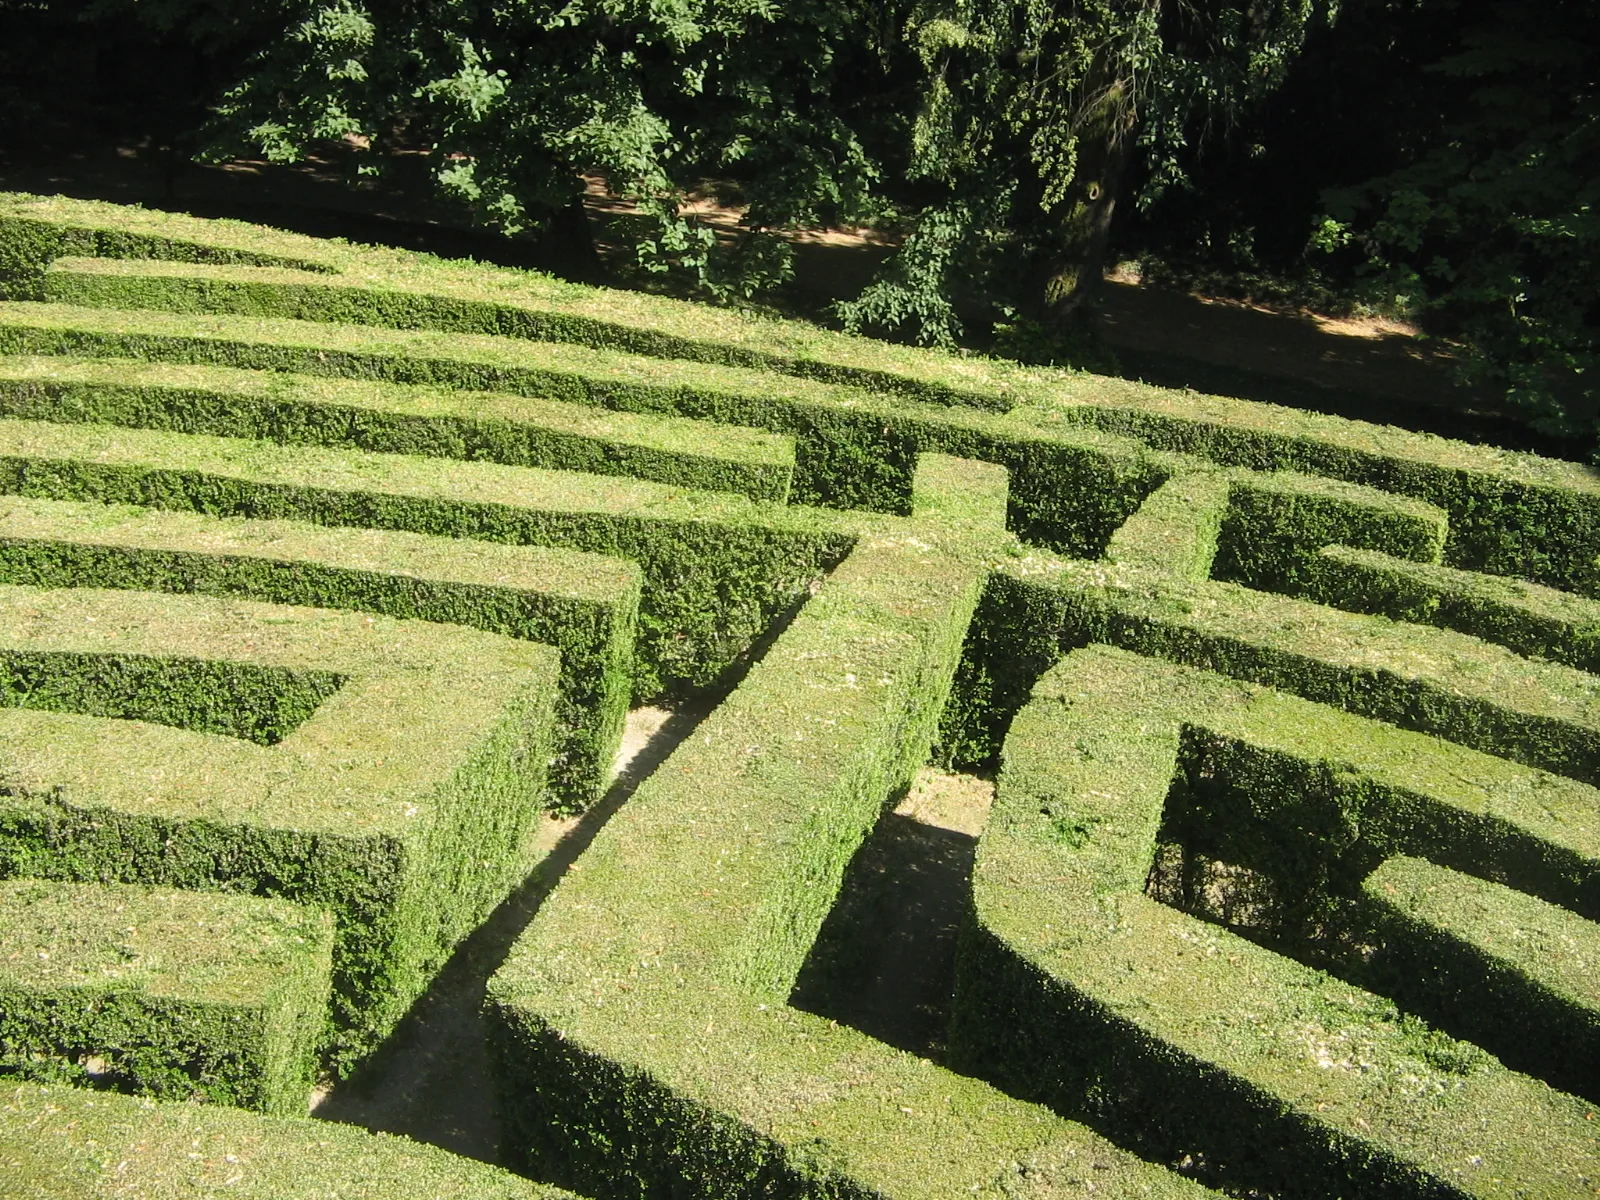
[940,534,1600,781]
[0,495,637,809]
[2,1081,578,1199]
[951,643,1600,1198]
[0,879,332,1115]
[1358,855,1600,1104]
[0,414,848,701]
[0,585,558,1076]
[4,191,1599,589]
[486,456,1214,1200]
[0,301,1161,542]
[1298,544,1600,672]
[0,355,796,503]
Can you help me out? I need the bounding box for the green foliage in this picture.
[0,493,640,808]
[4,1080,578,1199]
[954,644,1600,1197]
[0,880,332,1115]
[1317,0,1598,435]
[838,0,1334,344]
[487,456,1212,1200]
[0,586,560,1074]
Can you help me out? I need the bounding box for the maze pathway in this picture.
[0,192,1597,1198]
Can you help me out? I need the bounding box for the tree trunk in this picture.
[1037,127,1132,329]
[535,193,605,284]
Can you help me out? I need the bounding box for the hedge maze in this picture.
[0,192,1598,1198]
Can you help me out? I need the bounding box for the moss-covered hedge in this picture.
[1359,855,1600,1105]
[941,522,1600,780]
[4,191,1599,589]
[1298,544,1600,672]
[0,879,332,1114]
[0,495,636,808]
[952,643,1600,1198]
[487,457,1213,1200]
[0,585,558,1075]
[1,1081,578,1199]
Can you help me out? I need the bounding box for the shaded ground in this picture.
[791,769,995,1059]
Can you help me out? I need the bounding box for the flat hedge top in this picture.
[1003,552,1600,740]
[1,1082,576,1200]
[0,353,795,471]
[0,414,832,535]
[0,878,332,1005]
[0,585,557,836]
[984,643,1600,1196]
[0,494,640,607]
[1367,855,1600,1008]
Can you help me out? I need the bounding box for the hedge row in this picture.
[1210,469,1448,590]
[5,191,1600,591]
[1360,855,1600,1104]
[0,413,849,701]
[1104,466,1450,592]
[939,540,1600,782]
[486,456,1213,1200]
[951,643,1600,1199]
[0,303,1159,545]
[0,354,796,503]
[0,194,1044,409]
[0,585,559,1076]
[0,494,637,808]
[2,1081,578,1199]
[1299,544,1600,672]
[0,879,332,1115]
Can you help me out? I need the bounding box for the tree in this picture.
[93,0,1329,348]
[836,0,1335,347]
[1316,0,1598,436]
[115,0,901,292]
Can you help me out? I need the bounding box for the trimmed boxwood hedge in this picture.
[940,494,1600,779]
[0,354,796,503]
[1,1081,578,1199]
[1360,855,1600,1104]
[4,191,1600,589]
[0,879,332,1115]
[0,414,849,701]
[0,494,637,809]
[1297,544,1600,672]
[952,642,1600,1199]
[486,457,1213,1200]
[0,302,1160,544]
[6,192,1600,1196]
[0,585,559,1075]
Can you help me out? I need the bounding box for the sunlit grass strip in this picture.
[0,586,558,1074]
[0,495,637,808]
